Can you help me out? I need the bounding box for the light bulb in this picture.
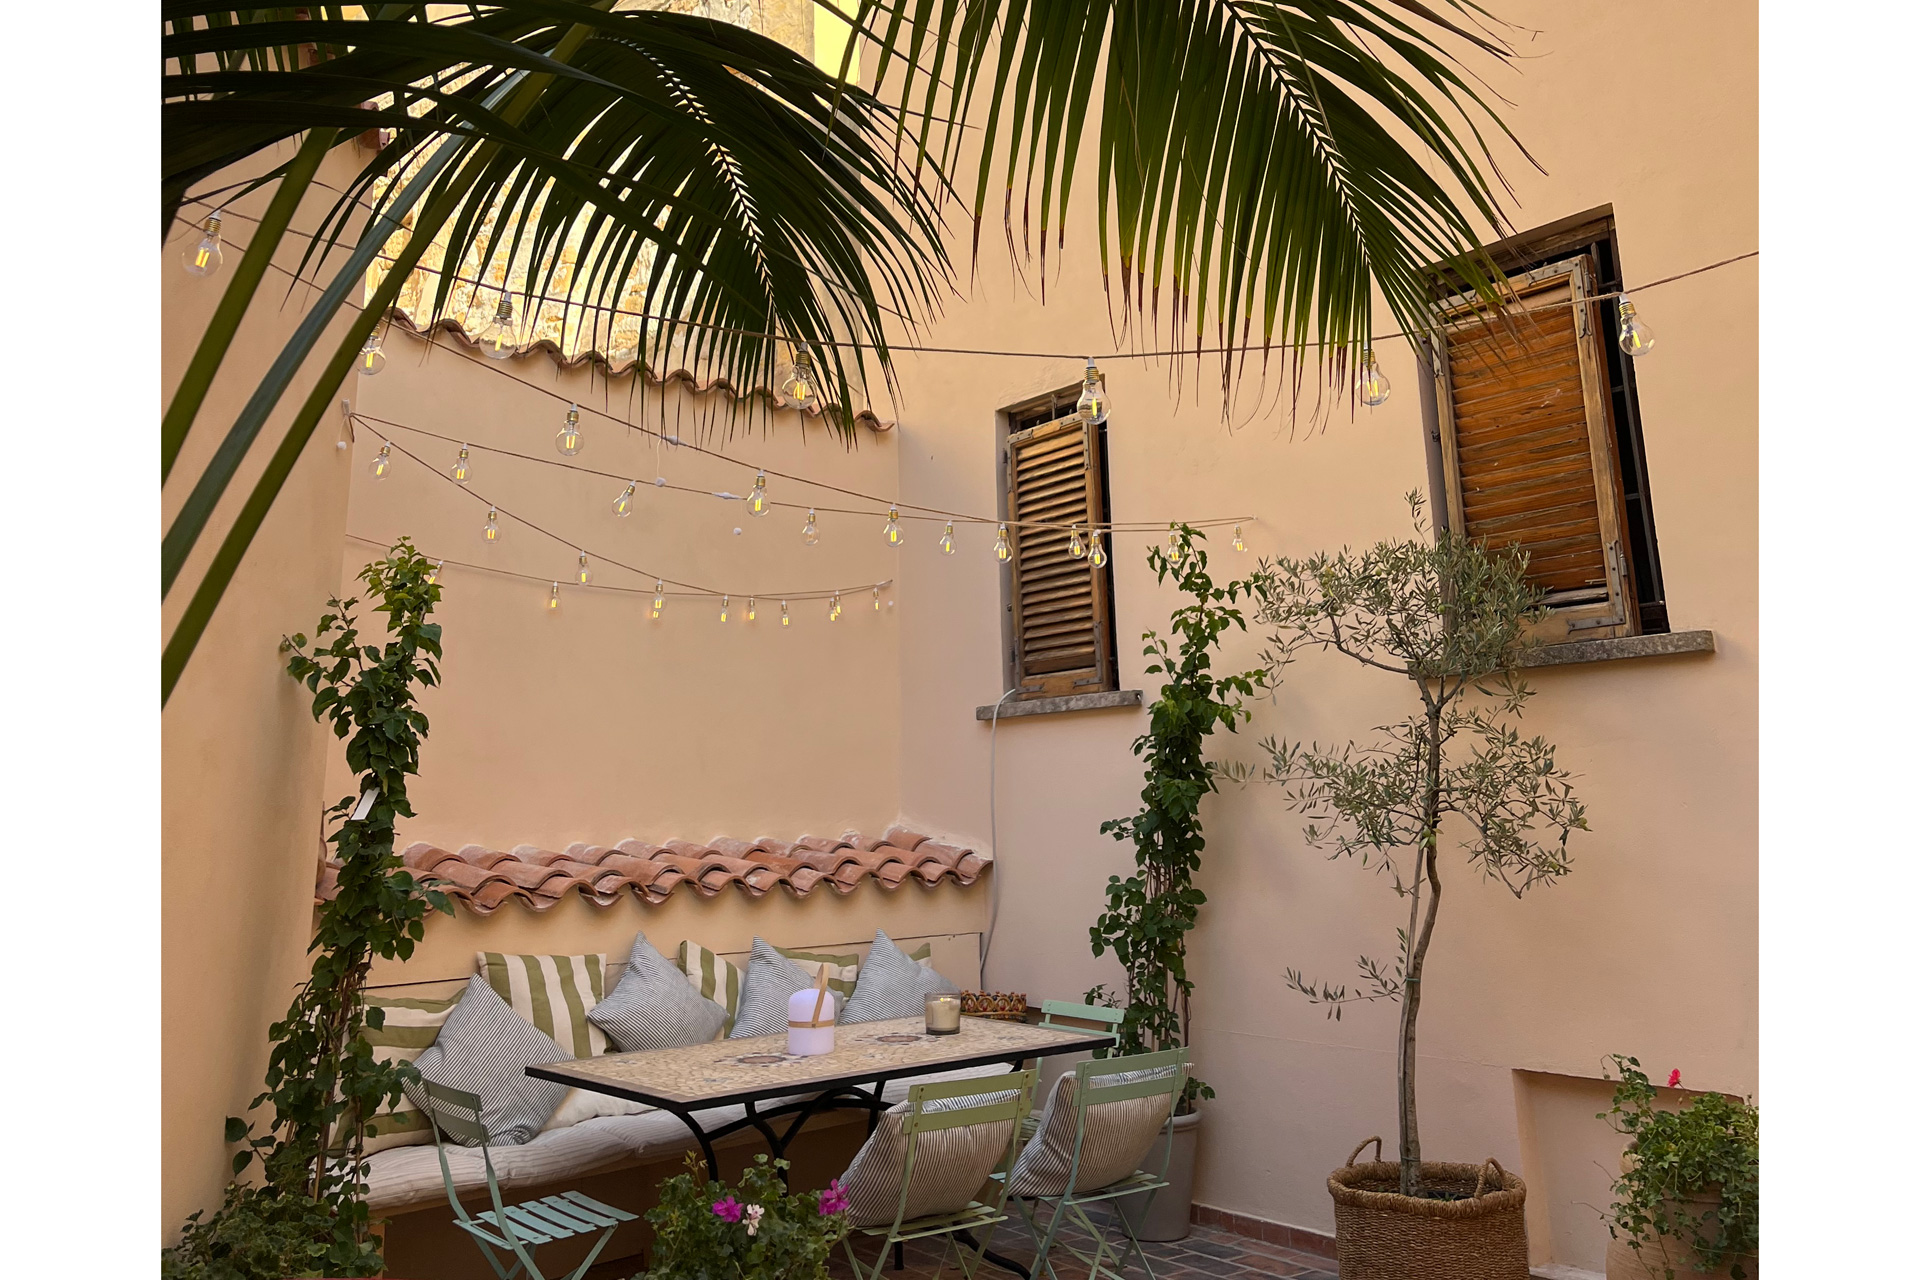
[477,296,518,360]
[829,592,841,621]
[1089,530,1107,567]
[357,331,387,376]
[994,524,1011,561]
[719,594,730,623]
[780,599,791,627]
[1075,358,1108,424]
[939,522,957,555]
[369,443,393,480]
[883,506,904,547]
[802,508,820,545]
[483,507,500,541]
[547,582,560,611]
[1069,525,1086,559]
[746,470,771,517]
[873,585,882,611]
[746,596,757,622]
[651,581,666,617]
[776,350,819,406]
[556,404,583,456]
[425,559,443,585]
[1232,524,1247,553]
[183,212,224,277]
[1168,524,1185,566]
[1358,348,1390,407]
[576,552,590,585]
[451,445,471,484]
[1617,296,1655,357]
[612,481,637,517]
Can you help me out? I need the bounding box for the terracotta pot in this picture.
[1327,1138,1530,1280]
[1604,1154,1755,1280]
[1115,1108,1200,1242]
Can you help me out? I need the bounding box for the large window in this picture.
[1427,208,1668,640]
[999,389,1118,699]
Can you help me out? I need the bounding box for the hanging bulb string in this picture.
[354,422,893,602]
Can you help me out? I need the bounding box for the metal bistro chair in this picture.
[1021,1001,1125,1142]
[998,1047,1189,1280]
[419,1080,636,1280]
[835,1070,1038,1280]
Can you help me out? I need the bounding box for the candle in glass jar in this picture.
[924,993,962,1035]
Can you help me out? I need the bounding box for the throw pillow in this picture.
[476,951,610,1058]
[678,941,746,1035]
[729,937,832,1039]
[775,944,861,1002]
[406,975,569,1147]
[1004,1065,1180,1198]
[590,932,729,1052]
[841,930,961,1024]
[838,1089,1023,1228]
[332,991,459,1155]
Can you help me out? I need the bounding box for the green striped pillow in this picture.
[906,941,935,969]
[777,944,862,1002]
[476,952,609,1058]
[679,941,745,1036]
[338,991,460,1154]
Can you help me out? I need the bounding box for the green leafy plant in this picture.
[1252,495,1586,1196]
[163,540,450,1278]
[1089,525,1267,1106]
[637,1154,849,1280]
[1600,1056,1759,1280]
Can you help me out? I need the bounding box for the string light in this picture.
[746,596,757,622]
[939,522,957,555]
[780,599,790,627]
[547,581,560,611]
[872,585,882,611]
[994,524,1012,561]
[612,481,637,517]
[1358,349,1390,406]
[556,404,583,456]
[1617,296,1656,357]
[576,552,591,584]
[1069,526,1086,559]
[451,445,471,483]
[1167,523,1185,566]
[183,211,224,276]
[476,296,518,359]
[425,559,443,585]
[775,349,820,406]
[1076,357,1108,424]
[483,507,501,541]
[358,331,387,376]
[883,506,904,547]
[719,594,730,623]
[1089,530,1107,567]
[746,470,771,517]
[802,508,820,545]
[369,443,393,479]
[829,592,842,621]
[1232,524,1247,553]
[651,581,666,617]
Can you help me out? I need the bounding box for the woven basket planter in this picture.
[1327,1138,1530,1280]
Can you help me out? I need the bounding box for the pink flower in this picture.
[711,1196,743,1223]
[1667,1069,1682,1089]
[744,1204,765,1237]
[819,1179,850,1216]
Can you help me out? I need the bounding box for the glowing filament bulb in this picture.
[183,211,224,277]
[939,522,957,555]
[776,350,819,405]
[1089,530,1107,567]
[1232,524,1247,553]
[425,559,443,585]
[780,599,790,627]
[1069,526,1086,559]
[651,581,666,617]
[719,594,730,623]
[883,506,904,547]
[873,585,882,611]
[994,524,1012,561]
[1168,524,1185,566]
[556,404,583,456]
[746,596,757,622]
[451,446,471,484]
[547,582,561,611]
[576,552,591,585]
[369,443,393,480]
[746,470,771,517]
[357,332,387,376]
[1358,348,1390,407]
[478,296,518,360]
[829,592,841,622]
[1616,296,1656,357]
[483,507,501,541]
[1075,358,1108,424]
[612,481,637,518]
[802,508,820,545]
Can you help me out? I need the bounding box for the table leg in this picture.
[661,1105,722,1183]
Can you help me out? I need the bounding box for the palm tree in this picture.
[161,1,1525,702]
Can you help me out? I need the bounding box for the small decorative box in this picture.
[959,991,1029,1021]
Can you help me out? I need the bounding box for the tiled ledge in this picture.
[1517,628,1715,669]
[974,689,1144,720]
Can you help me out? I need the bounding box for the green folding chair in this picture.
[837,1070,1037,1280]
[1021,1001,1125,1142]
[419,1080,636,1280]
[997,1047,1189,1280]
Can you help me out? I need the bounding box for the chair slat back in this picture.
[901,1070,1036,1135]
[1079,1045,1188,1106]
[421,1080,491,1146]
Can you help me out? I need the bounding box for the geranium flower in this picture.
[711,1196,743,1223]
[819,1179,850,1216]
[1667,1069,1682,1088]
[744,1204,765,1237]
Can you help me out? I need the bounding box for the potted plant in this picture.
[1251,496,1586,1279]
[1600,1057,1758,1280]
[1089,526,1267,1241]
[637,1154,849,1279]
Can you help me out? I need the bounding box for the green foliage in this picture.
[1252,495,1586,1196]
[637,1154,849,1280]
[1089,526,1267,1105]
[163,541,451,1279]
[1601,1056,1759,1280]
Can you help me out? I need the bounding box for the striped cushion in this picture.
[476,952,609,1058]
[906,941,935,969]
[839,1089,1023,1228]
[406,975,569,1147]
[730,938,831,1039]
[842,931,960,1025]
[1005,1067,1178,1199]
[776,944,861,1001]
[336,992,459,1155]
[590,932,728,1052]
[678,941,745,1035]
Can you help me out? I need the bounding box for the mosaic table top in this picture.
[528,1015,1110,1108]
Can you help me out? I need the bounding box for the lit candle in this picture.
[924,993,962,1035]
[788,975,837,1056]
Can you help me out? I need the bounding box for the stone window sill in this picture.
[1516,628,1715,669]
[974,689,1144,720]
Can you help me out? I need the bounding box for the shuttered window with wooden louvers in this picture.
[1432,255,1639,641]
[1005,413,1116,698]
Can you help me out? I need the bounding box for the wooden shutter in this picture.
[1432,256,1638,641]
[1006,414,1114,697]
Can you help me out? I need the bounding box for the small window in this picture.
[1000,390,1117,698]
[1428,209,1668,640]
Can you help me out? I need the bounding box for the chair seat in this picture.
[455,1190,636,1250]
[849,1199,1009,1242]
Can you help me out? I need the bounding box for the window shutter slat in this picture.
[1005,414,1114,697]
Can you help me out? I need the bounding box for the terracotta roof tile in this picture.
[320,830,990,915]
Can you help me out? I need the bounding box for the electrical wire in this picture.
[979,686,1020,984]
